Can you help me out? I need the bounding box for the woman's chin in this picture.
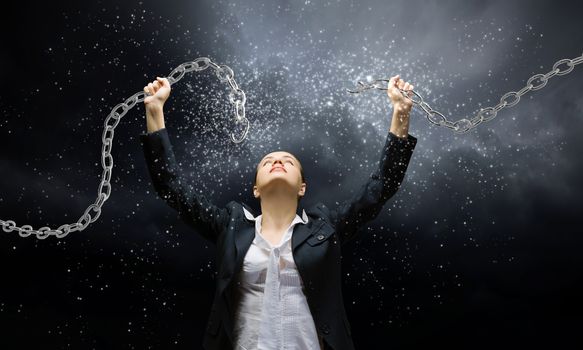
[262,178,296,191]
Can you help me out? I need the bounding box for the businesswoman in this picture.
[139,75,417,349]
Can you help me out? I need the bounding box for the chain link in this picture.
[347,53,583,133]
[1,57,249,239]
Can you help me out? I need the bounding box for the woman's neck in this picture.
[259,194,298,233]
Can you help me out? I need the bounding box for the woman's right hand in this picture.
[143,77,171,110]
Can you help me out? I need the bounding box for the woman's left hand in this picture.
[387,75,414,138]
[387,75,414,116]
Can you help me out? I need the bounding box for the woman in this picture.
[139,74,417,350]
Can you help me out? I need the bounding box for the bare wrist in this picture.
[146,103,163,117]
[146,104,165,133]
[390,111,410,138]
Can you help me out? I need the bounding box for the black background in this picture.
[1,0,582,349]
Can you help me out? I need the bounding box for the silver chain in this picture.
[4,53,581,239]
[1,57,248,239]
[347,53,583,133]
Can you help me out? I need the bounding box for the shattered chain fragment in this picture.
[1,57,248,239]
[347,53,583,133]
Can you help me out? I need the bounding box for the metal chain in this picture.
[1,57,249,239]
[347,53,583,133]
[5,53,580,239]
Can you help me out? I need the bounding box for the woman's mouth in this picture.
[270,167,286,173]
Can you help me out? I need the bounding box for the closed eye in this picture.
[263,160,294,166]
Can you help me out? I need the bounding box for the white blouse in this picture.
[231,207,323,350]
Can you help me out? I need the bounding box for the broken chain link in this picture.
[347,53,583,133]
[1,57,249,239]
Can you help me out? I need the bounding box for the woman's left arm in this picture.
[323,75,417,245]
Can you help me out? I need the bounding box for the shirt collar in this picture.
[243,206,309,224]
[244,207,308,248]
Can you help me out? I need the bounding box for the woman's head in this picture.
[253,150,306,203]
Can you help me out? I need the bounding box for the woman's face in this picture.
[253,151,305,201]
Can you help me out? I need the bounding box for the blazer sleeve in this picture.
[139,128,231,244]
[324,132,417,246]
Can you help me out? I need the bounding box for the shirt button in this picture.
[317,234,325,240]
[273,248,280,258]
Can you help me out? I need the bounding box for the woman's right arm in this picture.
[139,78,231,244]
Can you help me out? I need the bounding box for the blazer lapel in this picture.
[233,202,325,272]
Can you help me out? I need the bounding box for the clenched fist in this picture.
[143,77,171,111]
[387,75,414,116]
[143,77,170,133]
[387,75,414,139]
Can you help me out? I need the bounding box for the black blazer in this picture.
[139,128,417,350]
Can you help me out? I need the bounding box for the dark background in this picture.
[1,0,582,348]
